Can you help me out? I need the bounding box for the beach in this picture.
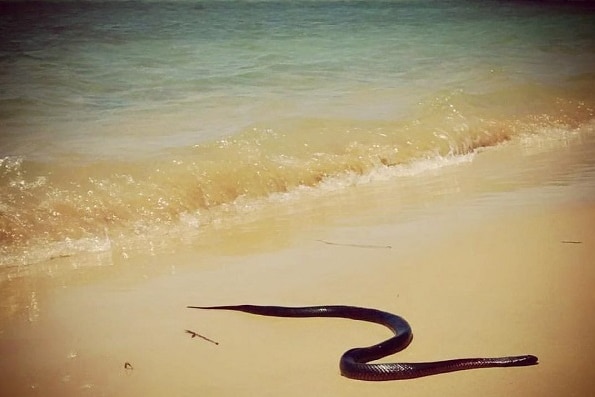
[1,128,594,396]
[1,1,595,395]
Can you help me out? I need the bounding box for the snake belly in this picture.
[187,304,538,381]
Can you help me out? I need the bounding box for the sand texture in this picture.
[1,133,594,396]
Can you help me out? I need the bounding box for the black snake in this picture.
[187,304,538,381]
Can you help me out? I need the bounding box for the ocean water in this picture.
[1,0,594,266]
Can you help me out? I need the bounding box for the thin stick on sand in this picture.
[185,329,219,345]
[315,239,392,249]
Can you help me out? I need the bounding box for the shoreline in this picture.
[1,134,594,396]
[2,195,594,396]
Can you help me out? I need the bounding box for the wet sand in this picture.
[1,133,595,396]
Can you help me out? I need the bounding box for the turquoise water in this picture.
[1,0,594,265]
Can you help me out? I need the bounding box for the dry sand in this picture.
[1,133,595,397]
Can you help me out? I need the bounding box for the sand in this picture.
[1,132,595,397]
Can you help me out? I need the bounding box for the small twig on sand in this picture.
[561,240,582,244]
[185,329,219,345]
[50,254,74,261]
[315,239,392,249]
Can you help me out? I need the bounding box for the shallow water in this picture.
[1,0,594,266]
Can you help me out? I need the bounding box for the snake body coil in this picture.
[188,304,538,381]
